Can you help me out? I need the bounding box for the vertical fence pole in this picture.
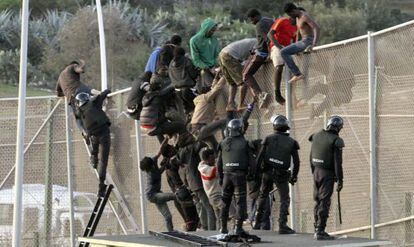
[65,100,76,246]
[368,31,377,239]
[12,0,29,246]
[96,0,108,91]
[44,99,53,246]
[285,70,297,230]
[135,121,148,233]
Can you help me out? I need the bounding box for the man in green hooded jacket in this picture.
[190,18,220,91]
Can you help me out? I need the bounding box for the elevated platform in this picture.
[79,230,391,247]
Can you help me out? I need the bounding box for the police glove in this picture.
[82,132,90,145]
[289,176,297,185]
[337,180,343,192]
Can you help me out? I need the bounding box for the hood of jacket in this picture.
[198,18,218,37]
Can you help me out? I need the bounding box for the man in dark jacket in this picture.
[140,155,176,232]
[244,9,274,108]
[253,115,300,234]
[139,71,186,142]
[217,119,256,235]
[175,131,217,230]
[56,59,92,107]
[169,47,199,115]
[159,140,200,231]
[74,89,111,197]
[309,116,344,240]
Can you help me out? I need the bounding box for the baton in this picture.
[338,191,342,224]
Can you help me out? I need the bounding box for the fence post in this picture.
[12,0,29,245]
[96,0,108,91]
[44,99,53,246]
[285,69,297,230]
[135,121,148,234]
[65,99,76,247]
[368,31,377,240]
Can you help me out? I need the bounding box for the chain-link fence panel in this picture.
[375,23,414,246]
[288,36,371,238]
[1,20,414,247]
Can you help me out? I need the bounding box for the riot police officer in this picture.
[309,116,344,240]
[217,119,255,235]
[253,115,300,234]
[75,89,111,197]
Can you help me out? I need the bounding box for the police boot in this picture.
[278,221,295,234]
[220,217,228,234]
[314,218,335,240]
[235,220,247,236]
[252,211,263,230]
[97,183,107,198]
[314,230,335,240]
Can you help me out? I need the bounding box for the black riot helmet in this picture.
[75,92,91,107]
[226,119,244,137]
[270,114,291,132]
[326,115,344,133]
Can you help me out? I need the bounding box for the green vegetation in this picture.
[0,83,52,98]
[0,0,412,97]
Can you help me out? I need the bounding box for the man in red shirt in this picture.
[267,17,297,105]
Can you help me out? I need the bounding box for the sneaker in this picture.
[97,183,107,198]
[258,92,269,109]
[314,231,335,240]
[288,74,305,83]
[90,156,98,169]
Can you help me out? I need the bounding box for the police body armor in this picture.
[310,130,340,170]
[79,101,110,135]
[264,133,296,170]
[221,136,249,172]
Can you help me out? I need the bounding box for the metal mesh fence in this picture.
[1,21,414,247]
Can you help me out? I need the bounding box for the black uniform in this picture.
[161,156,200,231]
[217,135,254,233]
[309,129,344,233]
[254,132,300,230]
[75,89,111,186]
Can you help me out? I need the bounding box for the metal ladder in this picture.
[82,141,140,234]
[79,184,113,247]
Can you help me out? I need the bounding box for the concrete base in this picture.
[79,230,392,247]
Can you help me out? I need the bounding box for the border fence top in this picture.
[0,19,413,103]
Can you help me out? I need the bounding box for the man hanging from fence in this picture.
[140,152,177,232]
[244,9,274,108]
[190,18,221,91]
[169,46,200,117]
[219,38,256,111]
[309,116,344,240]
[74,89,112,197]
[159,140,200,231]
[56,59,92,107]
[267,16,297,105]
[281,3,320,83]
[253,115,300,234]
[175,131,217,230]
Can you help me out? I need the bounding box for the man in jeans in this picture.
[281,3,320,83]
[244,9,274,108]
[219,38,256,111]
[140,154,176,232]
[267,17,297,105]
